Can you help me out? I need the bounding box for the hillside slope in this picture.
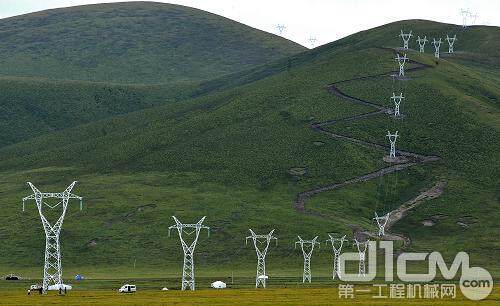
[0,76,199,148]
[0,1,305,84]
[0,20,498,279]
[0,1,306,147]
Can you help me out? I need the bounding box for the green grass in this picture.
[0,18,498,280]
[0,284,498,305]
[0,2,305,84]
[0,1,307,147]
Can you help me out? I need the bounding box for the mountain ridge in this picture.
[0,1,305,84]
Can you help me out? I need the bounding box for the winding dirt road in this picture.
[294,50,443,248]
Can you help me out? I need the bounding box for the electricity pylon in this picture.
[461,9,471,28]
[395,53,408,77]
[416,35,428,53]
[373,212,391,236]
[432,38,442,58]
[353,239,369,277]
[390,92,404,117]
[446,34,457,53]
[169,216,210,290]
[326,234,347,279]
[246,229,277,288]
[470,13,478,26]
[400,30,413,49]
[387,131,399,158]
[276,24,286,36]
[308,37,317,48]
[22,181,83,293]
[295,236,320,283]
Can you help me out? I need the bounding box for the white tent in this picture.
[211,281,227,289]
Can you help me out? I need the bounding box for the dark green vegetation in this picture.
[0,1,305,147]
[0,10,498,285]
[0,2,305,84]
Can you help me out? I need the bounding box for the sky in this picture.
[0,0,498,47]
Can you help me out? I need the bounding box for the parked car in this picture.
[118,284,136,293]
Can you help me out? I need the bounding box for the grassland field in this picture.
[0,280,498,305]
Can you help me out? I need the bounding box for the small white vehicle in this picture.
[211,281,227,289]
[48,284,72,291]
[118,284,136,293]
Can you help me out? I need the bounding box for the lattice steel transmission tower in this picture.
[373,212,391,236]
[446,34,457,53]
[276,24,286,36]
[400,30,413,49]
[390,92,404,117]
[246,229,277,288]
[416,35,428,53]
[395,53,408,77]
[386,131,399,158]
[432,38,442,58]
[353,239,369,277]
[295,236,320,283]
[168,216,210,290]
[461,9,471,28]
[326,234,347,280]
[308,37,317,48]
[470,13,479,26]
[22,181,83,292]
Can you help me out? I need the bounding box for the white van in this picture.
[118,284,136,293]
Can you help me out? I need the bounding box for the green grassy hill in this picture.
[0,76,199,148]
[0,1,306,148]
[0,19,498,281]
[0,2,305,84]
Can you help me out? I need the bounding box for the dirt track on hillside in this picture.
[294,49,444,249]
